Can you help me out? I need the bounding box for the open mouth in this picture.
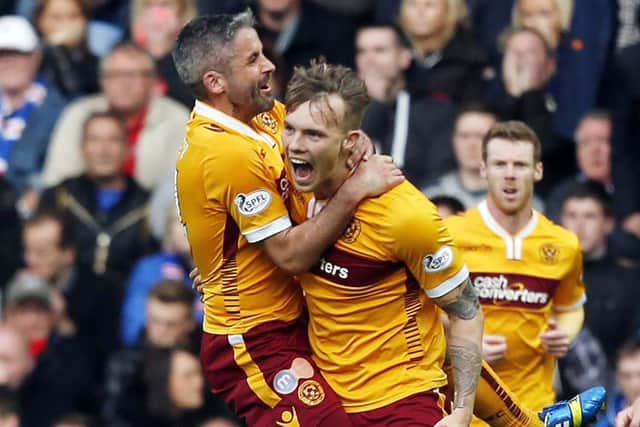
[503,188,518,198]
[259,78,272,94]
[289,158,314,184]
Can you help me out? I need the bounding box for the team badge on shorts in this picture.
[539,243,559,265]
[273,358,315,395]
[298,380,325,406]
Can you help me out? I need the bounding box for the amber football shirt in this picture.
[175,100,305,335]
[294,181,469,413]
[445,201,585,411]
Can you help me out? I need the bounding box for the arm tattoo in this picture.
[443,279,480,320]
[448,336,482,409]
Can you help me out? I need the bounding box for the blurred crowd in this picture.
[0,0,639,426]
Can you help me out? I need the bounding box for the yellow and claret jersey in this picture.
[445,201,585,411]
[175,100,307,335]
[295,181,469,413]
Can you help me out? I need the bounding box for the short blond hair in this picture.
[512,0,574,32]
[399,0,469,46]
[482,121,542,163]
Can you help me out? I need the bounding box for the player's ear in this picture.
[534,161,543,182]
[342,130,361,153]
[202,70,225,96]
[480,160,487,178]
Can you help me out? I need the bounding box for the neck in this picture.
[314,168,349,201]
[51,265,74,290]
[386,77,406,101]
[92,174,126,190]
[3,87,30,112]
[585,244,607,261]
[205,97,255,124]
[458,168,486,192]
[411,31,449,59]
[486,196,534,235]
[113,104,148,124]
[259,3,300,32]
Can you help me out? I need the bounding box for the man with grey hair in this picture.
[40,42,189,192]
[173,10,402,427]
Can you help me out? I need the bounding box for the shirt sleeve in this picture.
[391,198,469,299]
[203,141,291,243]
[553,240,586,311]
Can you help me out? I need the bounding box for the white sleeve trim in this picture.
[426,265,470,299]
[554,294,587,312]
[243,215,292,243]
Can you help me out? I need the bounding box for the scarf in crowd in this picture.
[0,79,47,174]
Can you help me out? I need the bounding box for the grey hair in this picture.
[172,9,256,100]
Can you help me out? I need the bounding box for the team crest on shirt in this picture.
[235,190,272,216]
[341,218,361,243]
[257,112,278,133]
[422,246,454,273]
[539,243,559,265]
[298,380,325,406]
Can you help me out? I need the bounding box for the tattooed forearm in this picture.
[443,279,480,320]
[448,336,482,409]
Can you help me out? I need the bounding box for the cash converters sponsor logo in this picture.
[234,190,272,216]
[422,246,454,273]
[318,258,349,279]
[473,275,549,305]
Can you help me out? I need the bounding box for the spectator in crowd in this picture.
[130,0,197,107]
[38,111,156,281]
[546,110,613,222]
[121,207,196,347]
[512,0,612,140]
[103,280,199,426]
[22,210,121,373]
[397,0,491,104]
[596,339,640,427]
[34,0,100,98]
[40,42,189,191]
[0,325,33,392]
[560,181,640,364]
[253,0,357,85]
[357,24,457,188]
[2,275,95,427]
[492,26,573,196]
[0,386,20,427]
[140,347,208,426]
[0,16,67,196]
[52,413,93,427]
[424,103,497,207]
[429,194,465,217]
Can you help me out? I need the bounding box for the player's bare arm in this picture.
[435,279,484,426]
[260,154,403,274]
[540,307,584,358]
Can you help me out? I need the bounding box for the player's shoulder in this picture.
[443,207,481,230]
[363,181,439,229]
[536,212,581,251]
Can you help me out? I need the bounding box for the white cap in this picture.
[0,16,39,53]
